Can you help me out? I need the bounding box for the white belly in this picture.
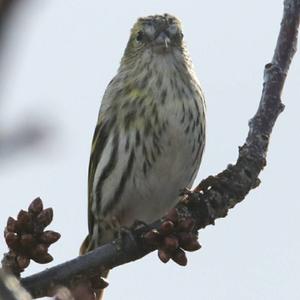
[103,112,203,226]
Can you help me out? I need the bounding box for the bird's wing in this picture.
[87,78,117,236]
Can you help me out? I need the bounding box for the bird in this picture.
[80,13,206,299]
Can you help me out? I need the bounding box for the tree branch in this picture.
[0,0,53,161]
[0,270,31,300]
[18,0,300,298]
[0,0,18,38]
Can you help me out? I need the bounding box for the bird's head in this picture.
[121,14,185,66]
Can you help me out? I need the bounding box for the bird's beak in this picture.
[154,31,171,49]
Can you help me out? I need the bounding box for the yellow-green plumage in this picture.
[81,13,206,298]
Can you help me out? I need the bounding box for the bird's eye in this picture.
[136,31,144,43]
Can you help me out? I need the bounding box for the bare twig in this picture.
[0,0,53,161]
[0,0,18,35]
[0,270,31,300]
[0,0,21,65]
[13,0,300,298]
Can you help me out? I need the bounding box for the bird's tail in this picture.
[80,235,109,300]
[80,234,91,255]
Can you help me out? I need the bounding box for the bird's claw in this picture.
[179,188,193,204]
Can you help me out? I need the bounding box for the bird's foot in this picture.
[179,187,193,205]
[179,187,193,196]
[132,219,148,230]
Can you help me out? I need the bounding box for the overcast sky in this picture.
[0,1,299,299]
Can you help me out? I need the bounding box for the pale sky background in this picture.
[0,1,299,300]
